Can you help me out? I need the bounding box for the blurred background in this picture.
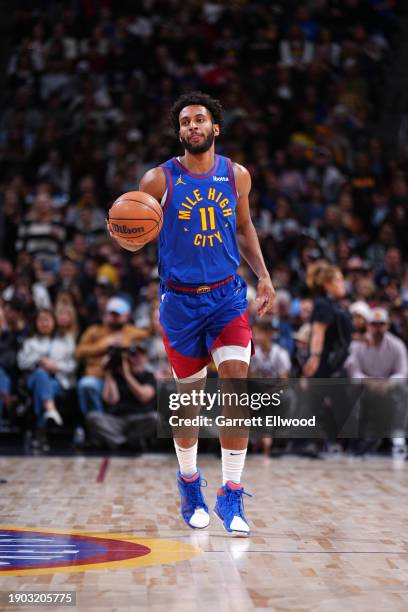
[0,0,407,458]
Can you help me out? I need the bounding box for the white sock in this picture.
[221,447,247,485]
[174,440,198,477]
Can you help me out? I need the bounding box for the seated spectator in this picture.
[347,308,408,380]
[15,192,67,273]
[250,320,291,378]
[349,301,372,343]
[375,247,402,290]
[17,308,77,427]
[0,297,29,419]
[133,279,159,328]
[3,270,51,312]
[146,299,171,378]
[75,297,148,415]
[291,323,311,377]
[55,302,79,342]
[274,289,295,355]
[250,320,291,456]
[346,307,408,455]
[86,342,157,450]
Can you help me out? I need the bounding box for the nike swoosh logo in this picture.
[229,452,246,456]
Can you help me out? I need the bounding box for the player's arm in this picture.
[234,163,275,316]
[138,167,167,201]
[106,167,167,247]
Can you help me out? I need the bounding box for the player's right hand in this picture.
[255,276,276,317]
[105,218,115,239]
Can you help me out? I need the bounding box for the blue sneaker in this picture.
[214,481,252,535]
[177,469,210,529]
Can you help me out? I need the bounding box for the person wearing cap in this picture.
[85,342,157,450]
[346,307,408,454]
[347,307,408,380]
[75,297,148,416]
[349,300,372,343]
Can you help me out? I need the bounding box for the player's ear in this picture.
[213,124,220,137]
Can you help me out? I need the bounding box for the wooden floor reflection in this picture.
[1,454,408,611]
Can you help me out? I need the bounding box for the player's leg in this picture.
[172,368,210,529]
[205,276,254,534]
[159,286,211,528]
[212,348,253,536]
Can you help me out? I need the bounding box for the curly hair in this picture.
[170,91,224,136]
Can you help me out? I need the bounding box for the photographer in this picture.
[75,297,148,415]
[86,342,157,450]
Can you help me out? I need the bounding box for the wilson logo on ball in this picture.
[111,223,145,234]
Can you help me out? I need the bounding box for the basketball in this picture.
[107,191,163,250]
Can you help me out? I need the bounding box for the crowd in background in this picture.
[1,0,407,454]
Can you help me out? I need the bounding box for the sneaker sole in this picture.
[213,509,250,537]
[182,517,210,530]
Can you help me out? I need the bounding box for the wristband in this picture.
[310,352,322,357]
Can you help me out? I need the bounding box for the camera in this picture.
[104,346,128,372]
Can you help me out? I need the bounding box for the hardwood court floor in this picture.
[0,454,408,611]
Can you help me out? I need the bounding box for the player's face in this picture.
[178,105,220,154]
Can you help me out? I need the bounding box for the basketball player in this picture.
[138,92,275,535]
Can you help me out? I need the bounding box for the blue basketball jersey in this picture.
[159,154,240,284]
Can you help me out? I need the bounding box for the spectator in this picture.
[347,308,408,379]
[346,308,408,455]
[17,308,77,427]
[250,320,291,379]
[273,289,295,355]
[349,301,372,342]
[0,298,29,419]
[3,269,51,312]
[291,323,311,377]
[55,302,79,342]
[375,247,402,290]
[15,192,66,271]
[75,297,147,415]
[86,342,157,450]
[146,300,171,378]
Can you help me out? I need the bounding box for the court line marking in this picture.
[96,458,110,483]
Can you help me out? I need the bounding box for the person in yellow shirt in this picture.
[75,297,148,415]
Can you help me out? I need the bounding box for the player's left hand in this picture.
[255,276,275,317]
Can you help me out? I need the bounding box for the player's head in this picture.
[170,91,223,154]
